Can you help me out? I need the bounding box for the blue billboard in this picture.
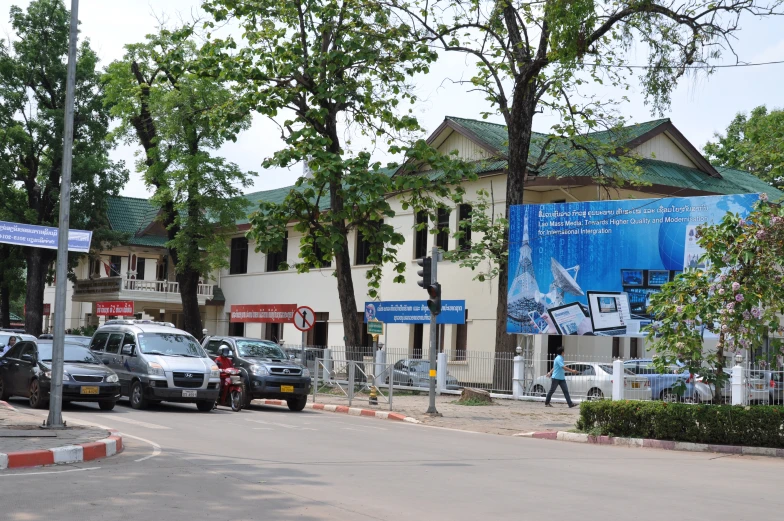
[506,194,761,336]
[364,300,466,324]
[0,221,92,253]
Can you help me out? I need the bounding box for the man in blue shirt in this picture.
[545,346,578,407]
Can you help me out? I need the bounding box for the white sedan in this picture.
[529,362,651,401]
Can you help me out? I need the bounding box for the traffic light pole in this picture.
[426,246,440,416]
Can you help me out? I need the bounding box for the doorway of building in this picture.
[547,335,562,372]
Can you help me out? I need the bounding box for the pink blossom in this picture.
[760,193,769,202]
[735,293,744,302]
[732,282,740,291]
[756,230,766,240]
[718,288,725,295]
[676,305,684,313]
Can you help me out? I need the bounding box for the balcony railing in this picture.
[74,276,213,299]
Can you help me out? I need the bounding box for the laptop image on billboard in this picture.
[587,291,630,336]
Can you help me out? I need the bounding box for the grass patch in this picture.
[453,398,495,406]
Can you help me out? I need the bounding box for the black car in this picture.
[0,340,121,410]
[203,336,311,411]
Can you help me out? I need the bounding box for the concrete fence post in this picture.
[323,348,333,383]
[513,352,524,400]
[436,352,447,395]
[612,359,624,400]
[375,349,386,388]
[731,364,745,406]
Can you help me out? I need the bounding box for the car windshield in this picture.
[237,340,286,360]
[37,344,100,364]
[64,336,91,346]
[598,364,635,375]
[138,333,206,357]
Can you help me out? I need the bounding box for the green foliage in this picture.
[647,196,784,394]
[103,26,253,280]
[704,106,784,189]
[577,400,784,447]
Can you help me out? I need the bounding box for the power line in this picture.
[581,59,784,70]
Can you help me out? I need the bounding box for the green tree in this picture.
[0,244,26,329]
[704,106,784,189]
[388,0,783,357]
[647,194,784,401]
[201,0,473,353]
[104,26,254,339]
[0,0,127,336]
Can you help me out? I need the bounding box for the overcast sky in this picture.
[3,0,783,199]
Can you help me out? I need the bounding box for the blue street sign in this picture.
[0,220,92,253]
[364,300,466,324]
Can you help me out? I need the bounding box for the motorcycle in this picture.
[216,364,244,412]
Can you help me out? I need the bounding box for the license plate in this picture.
[755,384,764,390]
[280,385,294,393]
[632,382,640,389]
[80,386,99,395]
[182,390,197,397]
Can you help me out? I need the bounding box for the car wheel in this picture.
[196,400,215,412]
[130,381,149,410]
[230,390,243,412]
[0,375,10,400]
[287,396,307,412]
[660,389,680,403]
[532,384,545,397]
[29,379,47,409]
[99,400,116,411]
[587,388,604,401]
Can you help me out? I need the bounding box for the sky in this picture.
[2,0,784,199]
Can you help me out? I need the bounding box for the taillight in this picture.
[771,380,775,389]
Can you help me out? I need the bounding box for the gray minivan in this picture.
[89,320,220,412]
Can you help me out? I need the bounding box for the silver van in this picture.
[88,320,220,412]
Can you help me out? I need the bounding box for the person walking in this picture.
[545,346,578,407]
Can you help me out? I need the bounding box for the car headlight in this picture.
[43,371,52,379]
[210,364,220,378]
[301,367,310,378]
[251,365,269,376]
[62,371,72,381]
[106,374,119,383]
[148,362,165,376]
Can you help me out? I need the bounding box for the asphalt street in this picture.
[1,398,782,521]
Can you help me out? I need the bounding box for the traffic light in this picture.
[416,257,432,289]
[426,283,441,315]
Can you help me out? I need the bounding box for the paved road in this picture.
[1,397,782,521]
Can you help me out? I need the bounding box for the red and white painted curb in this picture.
[0,401,124,470]
[515,430,784,458]
[254,399,421,424]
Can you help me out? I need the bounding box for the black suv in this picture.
[203,336,310,411]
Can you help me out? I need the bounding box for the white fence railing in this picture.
[122,278,213,297]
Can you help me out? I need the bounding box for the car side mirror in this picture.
[20,353,34,363]
[121,344,136,356]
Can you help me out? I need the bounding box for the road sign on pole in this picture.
[293,305,315,367]
[427,246,440,416]
[367,320,383,336]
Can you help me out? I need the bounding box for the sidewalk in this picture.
[309,393,579,435]
[1,401,122,469]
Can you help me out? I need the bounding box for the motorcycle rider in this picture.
[215,345,235,409]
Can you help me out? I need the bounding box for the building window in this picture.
[414,211,428,259]
[265,323,283,343]
[412,323,423,359]
[266,232,288,272]
[229,237,248,275]
[229,322,245,337]
[630,337,640,359]
[457,204,472,251]
[454,310,468,361]
[355,221,382,266]
[109,256,122,277]
[136,258,146,280]
[435,207,450,252]
[90,258,101,278]
[612,337,620,358]
[157,255,168,281]
[306,312,329,346]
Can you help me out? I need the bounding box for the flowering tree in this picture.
[647,194,784,401]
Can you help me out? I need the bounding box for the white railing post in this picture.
[437,352,447,395]
[374,348,385,389]
[732,363,745,406]
[513,348,524,400]
[612,359,624,400]
[323,348,333,383]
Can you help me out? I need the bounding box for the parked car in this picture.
[385,359,461,390]
[204,336,311,411]
[530,362,651,401]
[89,320,220,412]
[624,359,698,402]
[0,340,120,410]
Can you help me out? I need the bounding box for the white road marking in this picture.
[123,433,163,462]
[245,419,316,431]
[0,467,102,477]
[101,416,171,430]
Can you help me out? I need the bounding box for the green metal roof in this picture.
[106,196,168,248]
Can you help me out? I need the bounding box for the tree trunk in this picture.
[715,332,726,403]
[0,283,10,329]
[492,84,538,389]
[177,268,204,340]
[24,248,53,336]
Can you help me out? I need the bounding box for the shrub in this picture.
[577,400,784,448]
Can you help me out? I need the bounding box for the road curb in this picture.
[254,399,422,424]
[0,400,124,470]
[516,430,784,458]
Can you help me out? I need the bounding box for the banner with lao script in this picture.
[0,221,92,253]
[364,301,466,324]
[506,194,762,336]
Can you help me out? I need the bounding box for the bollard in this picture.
[612,359,624,400]
[436,352,447,395]
[513,346,524,400]
[732,363,745,406]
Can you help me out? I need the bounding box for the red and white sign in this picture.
[230,304,297,323]
[293,306,315,332]
[23,304,50,316]
[96,301,134,316]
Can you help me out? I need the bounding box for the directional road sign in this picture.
[367,320,383,335]
[293,305,315,332]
